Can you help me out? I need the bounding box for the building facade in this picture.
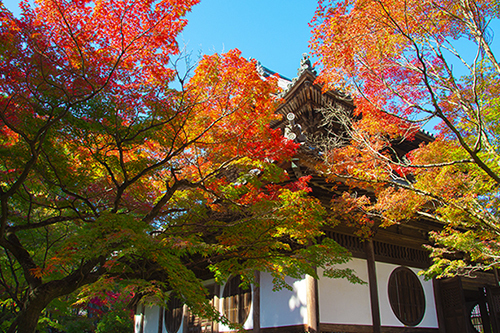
[135,58,500,333]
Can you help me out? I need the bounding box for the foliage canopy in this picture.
[0,1,356,332]
[310,0,500,278]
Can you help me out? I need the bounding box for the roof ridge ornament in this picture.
[297,53,316,76]
[279,53,318,98]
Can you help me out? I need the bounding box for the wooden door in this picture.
[438,277,469,332]
[486,286,500,333]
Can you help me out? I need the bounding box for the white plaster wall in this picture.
[318,257,372,325]
[140,305,160,333]
[376,262,439,328]
[219,273,309,331]
[260,273,308,328]
[138,275,309,333]
[134,312,142,333]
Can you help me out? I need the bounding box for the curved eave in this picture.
[272,70,354,129]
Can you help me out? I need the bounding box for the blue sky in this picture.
[2,0,318,80]
[4,0,499,81]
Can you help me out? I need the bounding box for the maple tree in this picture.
[0,1,358,332]
[310,0,500,277]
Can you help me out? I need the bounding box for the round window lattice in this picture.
[165,293,183,333]
[388,267,425,326]
[470,303,484,333]
[222,275,252,324]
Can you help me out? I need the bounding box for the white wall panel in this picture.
[259,273,308,328]
[318,258,372,325]
[143,305,160,333]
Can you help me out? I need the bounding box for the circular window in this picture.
[388,267,425,326]
[165,293,183,333]
[222,275,252,324]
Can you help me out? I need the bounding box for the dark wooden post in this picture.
[479,288,492,333]
[365,239,381,333]
[253,270,261,333]
[158,306,164,333]
[432,278,446,333]
[306,268,319,333]
[486,286,500,333]
[139,305,145,333]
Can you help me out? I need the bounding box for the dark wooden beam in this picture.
[222,324,439,333]
[253,270,261,333]
[320,323,439,333]
[259,324,308,333]
[158,306,164,333]
[365,238,381,333]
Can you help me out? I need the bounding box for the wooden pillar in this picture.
[365,239,381,333]
[479,288,492,333]
[139,305,145,333]
[158,306,164,333]
[432,278,446,333]
[306,268,319,333]
[213,284,220,333]
[182,304,189,333]
[253,270,261,333]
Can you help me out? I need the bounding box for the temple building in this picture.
[135,55,500,333]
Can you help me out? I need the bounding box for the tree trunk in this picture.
[8,290,51,333]
[9,304,46,333]
[6,261,105,333]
